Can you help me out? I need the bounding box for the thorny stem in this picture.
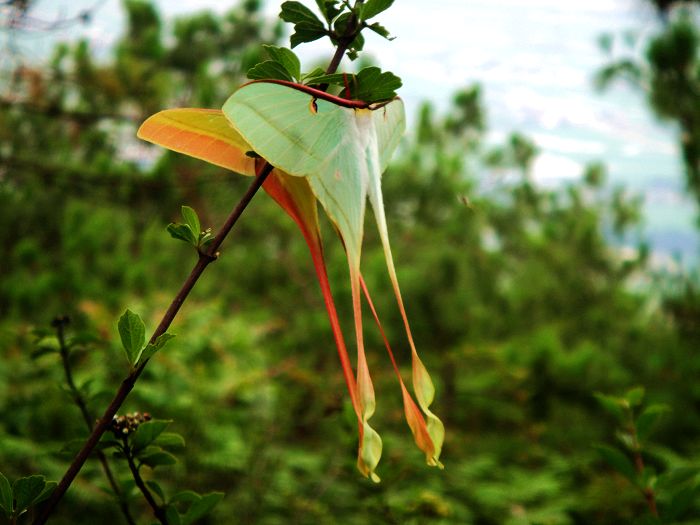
[52,317,136,525]
[121,437,168,525]
[34,31,356,525]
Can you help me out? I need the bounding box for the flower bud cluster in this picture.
[110,412,152,437]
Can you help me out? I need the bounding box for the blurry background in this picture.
[1,0,700,523]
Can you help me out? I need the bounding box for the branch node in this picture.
[198,250,218,263]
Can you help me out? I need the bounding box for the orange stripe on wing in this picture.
[137,108,256,176]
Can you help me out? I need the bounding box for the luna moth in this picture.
[137,79,444,482]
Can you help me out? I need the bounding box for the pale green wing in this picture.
[223,82,368,269]
[372,99,405,172]
[365,100,444,464]
[223,82,440,476]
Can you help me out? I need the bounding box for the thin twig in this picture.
[121,437,168,525]
[53,317,136,525]
[630,427,659,518]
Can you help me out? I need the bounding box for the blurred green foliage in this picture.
[598,1,700,209]
[1,1,700,524]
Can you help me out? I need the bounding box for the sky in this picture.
[6,0,699,262]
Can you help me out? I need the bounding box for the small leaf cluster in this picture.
[102,418,223,525]
[595,387,700,523]
[248,45,401,102]
[167,206,213,252]
[118,309,175,368]
[280,0,394,57]
[305,66,401,102]
[246,1,402,102]
[0,472,56,522]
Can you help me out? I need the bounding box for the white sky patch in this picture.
[532,133,607,156]
[644,187,693,207]
[622,144,643,157]
[532,153,583,186]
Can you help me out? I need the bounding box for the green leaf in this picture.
[636,404,670,441]
[66,332,101,349]
[247,60,295,82]
[665,483,700,521]
[154,432,186,450]
[304,68,401,102]
[139,450,178,468]
[120,478,137,498]
[615,429,636,452]
[167,223,198,246]
[13,475,46,513]
[198,231,214,248]
[302,72,346,86]
[279,1,327,49]
[361,0,394,20]
[166,505,183,525]
[139,333,175,364]
[594,392,627,421]
[0,472,12,516]
[290,23,327,48]
[31,327,53,338]
[656,467,700,490]
[639,465,656,490]
[180,206,200,238]
[352,66,402,101]
[170,490,200,504]
[32,481,56,506]
[595,445,638,483]
[263,45,301,82]
[333,11,352,32]
[181,492,224,525]
[348,32,365,59]
[131,420,171,454]
[280,1,323,26]
[146,480,165,503]
[367,22,393,40]
[300,66,326,84]
[314,0,340,22]
[31,336,61,359]
[624,386,645,407]
[118,310,146,366]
